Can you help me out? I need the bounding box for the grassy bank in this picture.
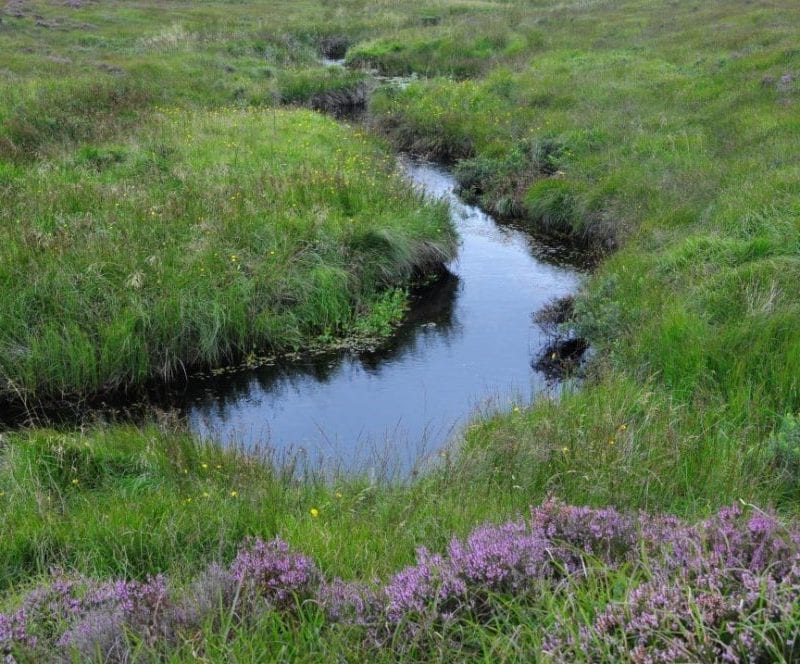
[361,0,800,515]
[0,0,462,404]
[3,0,800,660]
[2,403,768,595]
[0,107,453,404]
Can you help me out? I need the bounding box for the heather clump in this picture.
[0,573,171,662]
[374,500,638,649]
[530,500,638,561]
[56,575,170,661]
[562,565,800,662]
[318,579,380,626]
[0,609,32,655]
[545,505,800,662]
[3,505,800,661]
[230,537,319,611]
[0,538,312,662]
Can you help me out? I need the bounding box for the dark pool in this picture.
[171,160,583,472]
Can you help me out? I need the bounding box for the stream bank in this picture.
[162,159,585,473]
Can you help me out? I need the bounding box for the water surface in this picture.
[172,161,582,471]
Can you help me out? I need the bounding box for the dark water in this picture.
[172,161,582,472]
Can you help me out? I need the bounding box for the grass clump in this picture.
[523,179,584,238]
[277,67,366,104]
[277,67,368,116]
[0,108,454,405]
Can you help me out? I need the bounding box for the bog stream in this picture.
[159,159,586,474]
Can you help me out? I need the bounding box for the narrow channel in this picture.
[169,160,583,473]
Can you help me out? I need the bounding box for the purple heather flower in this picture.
[230,537,319,610]
[3,502,800,661]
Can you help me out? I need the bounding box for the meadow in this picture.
[3,0,800,660]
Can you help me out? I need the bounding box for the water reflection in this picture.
[175,271,461,417]
[166,161,582,472]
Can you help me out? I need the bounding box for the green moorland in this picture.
[3,0,800,660]
[0,106,453,402]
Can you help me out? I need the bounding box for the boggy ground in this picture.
[3,0,800,661]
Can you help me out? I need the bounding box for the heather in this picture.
[3,501,800,661]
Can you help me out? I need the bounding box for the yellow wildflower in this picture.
[310,507,320,518]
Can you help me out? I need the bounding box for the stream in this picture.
[162,159,584,474]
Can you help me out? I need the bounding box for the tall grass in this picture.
[0,108,454,405]
[359,0,800,518]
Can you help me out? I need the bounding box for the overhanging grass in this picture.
[0,108,454,403]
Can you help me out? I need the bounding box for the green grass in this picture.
[3,0,800,659]
[0,107,453,403]
[0,418,784,660]
[1,382,779,591]
[359,0,800,515]
[346,20,541,79]
[276,66,367,106]
[0,423,544,592]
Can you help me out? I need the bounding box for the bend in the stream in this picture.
[167,160,585,474]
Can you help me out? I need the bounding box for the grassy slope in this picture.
[363,0,800,512]
[3,0,800,660]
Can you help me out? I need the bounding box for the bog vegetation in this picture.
[2,0,800,660]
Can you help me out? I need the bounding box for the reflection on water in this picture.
[167,160,582,472]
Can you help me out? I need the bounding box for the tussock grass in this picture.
[0,108,453,405]
[277,67,369,117]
